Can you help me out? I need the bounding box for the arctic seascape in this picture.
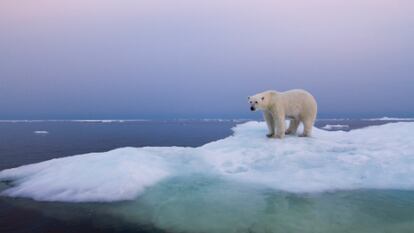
[1,119,414,233]
[2,0,414,232]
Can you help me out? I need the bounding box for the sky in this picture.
[0,0,413,119]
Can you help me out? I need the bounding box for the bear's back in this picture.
[279,89,317,117]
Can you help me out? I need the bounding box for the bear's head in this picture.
[247,93,268,111]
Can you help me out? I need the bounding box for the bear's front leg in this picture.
[275,115,286,139]
[263,111,275,138]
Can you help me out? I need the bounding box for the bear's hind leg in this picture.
[300,118,314,137]
[286,119,299,135]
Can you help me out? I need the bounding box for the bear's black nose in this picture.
[250,106,255,111]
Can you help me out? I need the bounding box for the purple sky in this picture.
[1,0,413,119]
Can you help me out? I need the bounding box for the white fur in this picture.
[248,89,317,138]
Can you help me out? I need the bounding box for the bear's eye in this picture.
[249,101,252,104]
[255,101,258,104]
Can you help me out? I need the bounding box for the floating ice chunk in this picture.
[200,118,251,123]
[71,119,148,123]
[34,131,49,134]
[316,118,350,121]
[321,124,349,130]
[1,121,414,202]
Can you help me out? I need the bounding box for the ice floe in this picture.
[363,117,414,121]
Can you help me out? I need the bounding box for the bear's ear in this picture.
[248,96,250,100]
[261,97,265,101]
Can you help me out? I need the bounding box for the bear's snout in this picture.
[250,106,255,111]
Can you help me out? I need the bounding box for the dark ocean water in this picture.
[0,119,413,233]
[0,120,238,171]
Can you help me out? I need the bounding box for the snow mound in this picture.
[1,121,414,202]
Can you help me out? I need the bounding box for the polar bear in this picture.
[248,89,317,138]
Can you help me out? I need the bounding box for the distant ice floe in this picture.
[1,117,414,123]
[71,119,150,123]
[1,121,414,202]
[200,118,251,123]
[72,120,123,123]
[321,124,349,130]
[34,131,49,134]
[316,118,350,121]
[0,119,150,123]
[0,119,249,123]
[363,117,414,121]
